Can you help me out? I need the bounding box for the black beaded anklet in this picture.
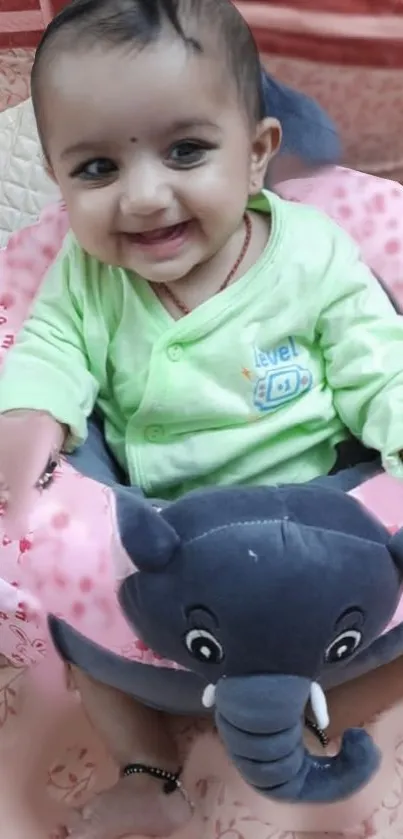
[122,763,182,795]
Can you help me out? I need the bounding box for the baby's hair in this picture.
[31,0,265,149]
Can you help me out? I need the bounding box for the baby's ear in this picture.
[112,487,179,572]
[388,527,403,576]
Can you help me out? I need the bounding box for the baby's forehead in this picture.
[39,39,240,144]
[43,27,230,93]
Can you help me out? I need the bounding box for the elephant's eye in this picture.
[325,629,362,663]
[185,628,223,663]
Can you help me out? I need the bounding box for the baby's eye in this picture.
[168,141,211,168]
[71,158,118,180]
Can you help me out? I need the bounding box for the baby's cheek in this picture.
[68,210,110,261]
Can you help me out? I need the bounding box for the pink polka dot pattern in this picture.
[0,167,403,670]
[277,166,403,310]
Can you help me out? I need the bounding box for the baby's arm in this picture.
[0,238,99,532]
[0,240,98,445]
[316,226,403,477]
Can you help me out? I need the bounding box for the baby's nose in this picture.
[120,166,172,216]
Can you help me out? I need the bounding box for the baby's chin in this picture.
[117,255,199,285]
[79,236,203,284]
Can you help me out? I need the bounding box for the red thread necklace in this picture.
[156,212,252,317]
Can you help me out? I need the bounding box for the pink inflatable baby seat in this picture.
[2,166,403,838]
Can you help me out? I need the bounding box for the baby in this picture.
[0,0,403,836]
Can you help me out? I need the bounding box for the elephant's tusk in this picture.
[310,681,329,730]
[202,683,216,708]
[204,678,329,730]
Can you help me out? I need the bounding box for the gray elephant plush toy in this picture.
[49,483,403,804]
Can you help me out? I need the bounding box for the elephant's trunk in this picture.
[214,674,380,803]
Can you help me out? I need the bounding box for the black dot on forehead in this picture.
[130,137,138,143]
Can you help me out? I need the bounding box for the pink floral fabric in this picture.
[0,49,33,112]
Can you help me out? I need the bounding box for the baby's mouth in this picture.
[126,222,189,244]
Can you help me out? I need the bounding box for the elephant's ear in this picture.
[388,527,403,576]
[113,487,180,571]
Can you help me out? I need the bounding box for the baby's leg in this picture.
[65,667,192,838]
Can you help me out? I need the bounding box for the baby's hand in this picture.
[0,410,65,538]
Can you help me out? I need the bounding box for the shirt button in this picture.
[145,425,164,442]
[167,344,183,362]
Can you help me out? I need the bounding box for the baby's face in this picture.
[41,38,278,283]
